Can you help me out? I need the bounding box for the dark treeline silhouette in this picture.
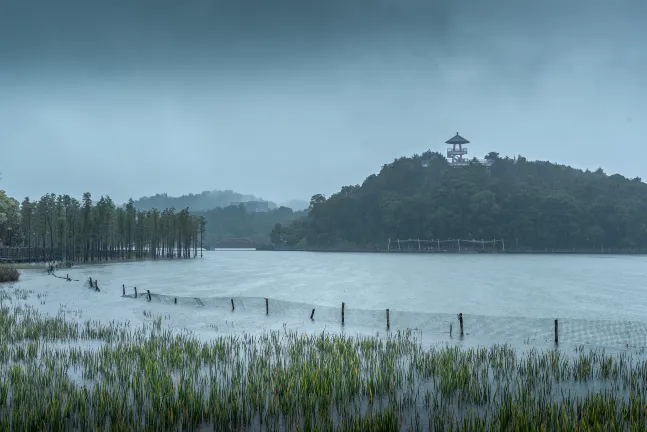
[193,205,306,248]
[271,152,647,251]
[1,192,205,262]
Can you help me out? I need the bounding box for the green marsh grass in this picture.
[1,288,647,430]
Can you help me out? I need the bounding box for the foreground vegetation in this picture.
[273,152,647,251]
[1,288,647,430]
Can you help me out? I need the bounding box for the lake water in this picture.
[11,251,647,353]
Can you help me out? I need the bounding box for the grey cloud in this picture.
[3,0,645,71]
[0,0,646,204]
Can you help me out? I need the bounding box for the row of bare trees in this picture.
[2,192,206,262]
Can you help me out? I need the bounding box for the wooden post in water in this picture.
[310,309,315,320]
[341,302,345,326]
[147,290,151,301]
[386,308,390,330]
[231,299,235,311]
[122,284,125,297]
[459,313,464,336]
[265,298,268,315]
[134,287,138,298]
[554,319,559,344]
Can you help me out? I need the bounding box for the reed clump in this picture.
[0,265,19,283]
[1,288,647,430]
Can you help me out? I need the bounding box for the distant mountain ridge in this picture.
[129,190,278,212]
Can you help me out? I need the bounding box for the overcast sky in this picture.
[1,0,646,204]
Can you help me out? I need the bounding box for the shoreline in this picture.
[254,247,647,255]
[0,255,203,270]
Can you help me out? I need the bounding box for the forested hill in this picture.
[194,205,307,247]
[0,188,306,253]
[129,190,306,246]
[130,190,277,212]
[272,152,647,250]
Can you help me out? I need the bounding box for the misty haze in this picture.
[1,0,647,430]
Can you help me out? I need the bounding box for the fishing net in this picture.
[124,292,647,349]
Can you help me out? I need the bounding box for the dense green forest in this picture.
[131,189,277,212]
[271,152,647,251]
[194,205,306,247]
[130,190,307,246]
[1,187,304,257]
[0,192,205,262]
[129,190,307,246]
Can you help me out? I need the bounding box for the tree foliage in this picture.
[0,265,19,282]
[1,192,203,262]
[0,190,21,244]
[274,152,647,250]
[194,205,306,247]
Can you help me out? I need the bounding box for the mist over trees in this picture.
[131,190,277,212]
[280,199,309,212]
[5,151,647,256]
[130,191,306,246]
[1,184,305,256]
[0,192,204,262]
[194,205,306,247]
[271,152,647,251]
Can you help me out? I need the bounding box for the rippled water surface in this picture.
[11,251,647,352]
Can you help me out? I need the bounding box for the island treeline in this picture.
[0,192,205,262]
[271,152,647,251]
